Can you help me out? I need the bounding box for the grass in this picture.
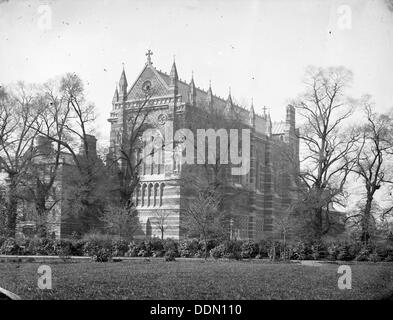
[1,260,392,300]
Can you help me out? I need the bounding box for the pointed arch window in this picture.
[159,183,165,207]
[147,183,153,207]
[142,184,147,207]
[154,183,159,207]
[136,184,141,207]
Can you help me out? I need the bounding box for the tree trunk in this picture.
[204,237,208,260]
[35,193,48,238]
[314,207,323,241]
[6,186,18,238]
[361,196,373,245]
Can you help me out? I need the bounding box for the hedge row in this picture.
[1,237,393,262]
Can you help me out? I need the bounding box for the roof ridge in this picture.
[155,64,251,112]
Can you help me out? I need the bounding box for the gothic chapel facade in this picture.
[107,51,299,240]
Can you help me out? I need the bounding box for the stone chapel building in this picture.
[107,51,300,241]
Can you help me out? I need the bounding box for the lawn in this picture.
[1,260,392,300]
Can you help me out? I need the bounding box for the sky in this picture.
[0,0,393,147]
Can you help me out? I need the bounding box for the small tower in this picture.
[207,81,213,109]
[266,110,272,136]
[112,84,119,104]
[262,106,267,119]
[249,99,255,128]
[169,57,178,96]
[118,65,128,101]
[188,72,196,107]
[286,104,296,132]
[224,87,234,116]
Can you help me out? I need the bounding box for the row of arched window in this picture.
[135,182,165,207]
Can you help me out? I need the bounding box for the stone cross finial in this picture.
[262,106,267,114]
[146,49,153,64]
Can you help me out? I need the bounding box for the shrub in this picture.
[126,242,139,257]
[348,242,363,258]
[223,240,242,260]
[0,238,21,255]
[291,241,312,260]
[256,240,271,259]
[111,239,129,257]
[163,239,179,256]
[136,241,152,257]
[69,240,85,256]
[152,250,165,257]
[146,238,164,256]
[268,242,280,260]
[375,243,393,260]
[278,242,291,260]
[326,242,340,260]
[202,239,220,253]
[194,250,205,258]
[179,239,199,258]
[53,240,73,257]
[83,240,102,256]
[0,236,7,248]
[337,243,355,261]
[164,249,176,261]
[355,246,371,261]
[310,242,327,260]
[82,235,113,257]
[138,249,151,257]
[240,241,259,259]
[25,238,56,255]
[368,251,381,262]
[210,244,225,259]
[384,254,393,262]
[92,248,112,262]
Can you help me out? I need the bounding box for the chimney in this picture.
[36,135,52,155]
[286,105,296,131]
[80,134,97,158]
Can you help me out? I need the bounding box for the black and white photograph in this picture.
[0,0,393,308]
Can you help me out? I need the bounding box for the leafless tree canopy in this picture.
[291,66,360,239]
[347,96,393,243]
[0,83,42,236]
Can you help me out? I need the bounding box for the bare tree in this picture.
[100,205,140,239]
[0,83,41,237]
[291,66,359,240]
[182,186,223,259]
[347,97,393,244]
[0,185,8,237]
[273,206,293,247]
[151,209,171,240]
[107,90,158,210]
[17,82,68,236]
[33,74,109,234]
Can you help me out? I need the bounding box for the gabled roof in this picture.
[126,64,170,100]
[123,60,270,129]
